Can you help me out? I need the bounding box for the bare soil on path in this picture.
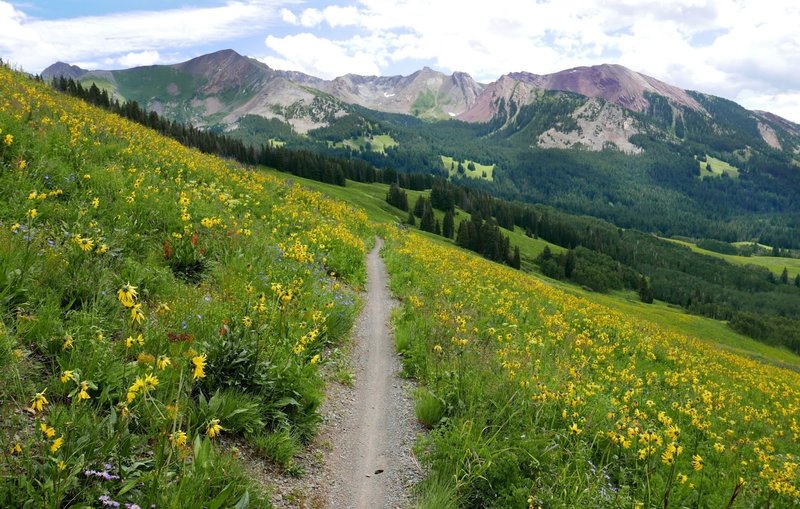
[257,238,422,508]
[324,237,421,508]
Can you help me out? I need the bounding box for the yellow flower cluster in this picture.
[387,228,800,503]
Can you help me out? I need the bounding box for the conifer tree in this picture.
[413,196,426,218]
[564,249,576,278]
[442,209,454,239]
[638,275,654,303]
[511,246,521,269]
[420,203,435,233]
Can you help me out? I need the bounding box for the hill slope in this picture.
[0,63,369,507]
[4,63,800,508]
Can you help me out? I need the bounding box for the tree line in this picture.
[49,76,437,191]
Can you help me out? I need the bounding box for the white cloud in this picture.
[321,5,360,27]
[736,91,800,128]
[117,50,161,68]
[298,8,324,27]
[0,0,294,73]
[262,32,383,78]
[280,7,298,24]
[2,0,798,121]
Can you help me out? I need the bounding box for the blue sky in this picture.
[1,0,799,122]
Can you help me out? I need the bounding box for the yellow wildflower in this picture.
[143,373,159,390]
[692,454,703,471]
[192,354,207,380]
[206,419,223,439]
[9,443,22,455]
[569,423,582,435]
[169,430,188,447]
[17,159,26,170]
[117,283,137,308]
[433,344,443,353]
[157,355,171,370]
[77,381,90,400]
[79,237,94,252]
[40,422,56,439]
[713,442,725,453]
[3,133,13,145]
[31,389,48,413]
[50,436,64,453]
[27,208,38,219]
[62,335,74,350]
[130,303,145,324]
[91,197,100,209]
[676,473,688,484]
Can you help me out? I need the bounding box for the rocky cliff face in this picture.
[312,67,484,119]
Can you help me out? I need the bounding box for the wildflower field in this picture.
[2,60,800,509]
[0,66,370,507]
[384,228,800,508]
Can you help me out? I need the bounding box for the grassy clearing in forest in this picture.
[697,154,739,179]
[666,238,800,280]
[441,155,494,181]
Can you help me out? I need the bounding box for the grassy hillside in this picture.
[4,64,800,508]
[384,228,800,507]
[667,238,800,279]
[0,66,370,507]
[271,170,800,369]
[441,155,494,181]
[697,154,740,179]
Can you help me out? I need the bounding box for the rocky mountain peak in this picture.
[535,63,704,112]
[174,48,269,95]
[41,62,88,80]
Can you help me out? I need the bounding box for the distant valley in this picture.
[43,49,800,249]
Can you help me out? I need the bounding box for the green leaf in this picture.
[117,478,139,496]
[234,490,250,509]
[207,482,233,509]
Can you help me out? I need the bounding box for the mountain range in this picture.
[42,49,800,156]
[42,49,800,250]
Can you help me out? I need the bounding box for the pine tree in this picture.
[413,196,426,218]
[564,249,576,278]
[420,203,435,233]
[638,275,654,304]
[540,245,552,261]
[511,246,521,269]
[406,209,416,226]
[780,267,789,284]
[795,274,800,287]
[456,221,470,247]
[386,182,408,211]
[442,209,454,239]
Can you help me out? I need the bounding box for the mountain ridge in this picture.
[40,49,800,156]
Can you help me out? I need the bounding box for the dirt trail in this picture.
[258,238,420,508]
[324,237,421,508]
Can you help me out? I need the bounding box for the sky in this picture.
[1,0,799,123]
